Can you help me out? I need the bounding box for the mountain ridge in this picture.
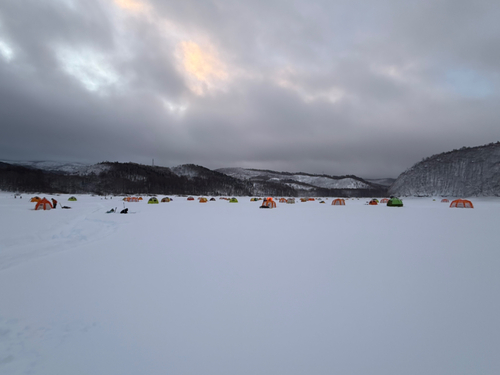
[389,142,500,197]
[0,161,388,197]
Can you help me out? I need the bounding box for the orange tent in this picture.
[441,199,449,203]
[199,197,208,203]
[35,198,53,210]
[450,199,473,208]
[368,199,378,205]
[332,198,345,205]
[261,199,277,208]
[380,198,389,203]
[279,198,286,203]
[308,198,315,201]
[30,196,41,202]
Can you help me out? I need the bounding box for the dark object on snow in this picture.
[51,198,58,208]
[120,208,128,214]
[61,205,71,209]
[106,208,115,213]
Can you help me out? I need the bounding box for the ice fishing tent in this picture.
[441,199,449,203]
[279,198,287,203]
[30,196,41,202]
[68,196,77,201]
[287,198,295,204]
[148,197,159,204]
[332,198,345,206]
[229,197,238,203]
[187,196,195,201]
[450,199,473,208]
[199,197,208,203]
[250,198,259,202]
[387,197,403,207]
[368,199,378,205]
[260,198,276,208]
[300,198,307,202]
[35,198,52,210]
[380,198,389,203]
[210,197,216,201]
[161,197,171,202]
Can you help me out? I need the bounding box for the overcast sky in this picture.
[1,0,499,178]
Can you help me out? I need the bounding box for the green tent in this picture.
[229,197,238,203]
[68,196,77,201]
[148,197,159,204]
[387,197,403,207]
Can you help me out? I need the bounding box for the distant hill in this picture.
[389,142,500,197]
[216,167,388,197]
[0,161,388,197]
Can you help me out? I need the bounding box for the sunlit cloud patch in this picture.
[0,40,14,62]
[177,41,228,95]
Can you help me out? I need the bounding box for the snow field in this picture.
[1,193,500,375]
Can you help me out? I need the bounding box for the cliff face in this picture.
[389,142,500,197]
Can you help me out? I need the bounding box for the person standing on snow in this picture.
[51,198,58,209]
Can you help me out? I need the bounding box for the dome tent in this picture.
[68,196,77,201]
[450,199,473,208]
[35,198,52,210]
[332,198,345,206]
[161,197,171,202]
[229,197,238,203]
[260,197,276,208]
[387,197,403,207]
[148,197,159,204]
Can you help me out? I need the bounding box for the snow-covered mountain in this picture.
[389,142,500,197]
[215,167,377,190]
[365,178,396,187]
[0,160,110,176]
[0,161,388,196]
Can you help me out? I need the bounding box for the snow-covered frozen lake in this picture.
[1,193,499,375]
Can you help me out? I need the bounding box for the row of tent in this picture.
[124,196,475,208]
[30,195,474,210]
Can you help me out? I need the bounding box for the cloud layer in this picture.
[1,0,500,178]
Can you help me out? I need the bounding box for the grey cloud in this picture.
[1,0,500,179]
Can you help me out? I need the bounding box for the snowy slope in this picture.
[216,167,374,189]
[0,160,111,176]
[389,142,500,196]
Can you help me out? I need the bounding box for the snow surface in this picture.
[1,193,500,375]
